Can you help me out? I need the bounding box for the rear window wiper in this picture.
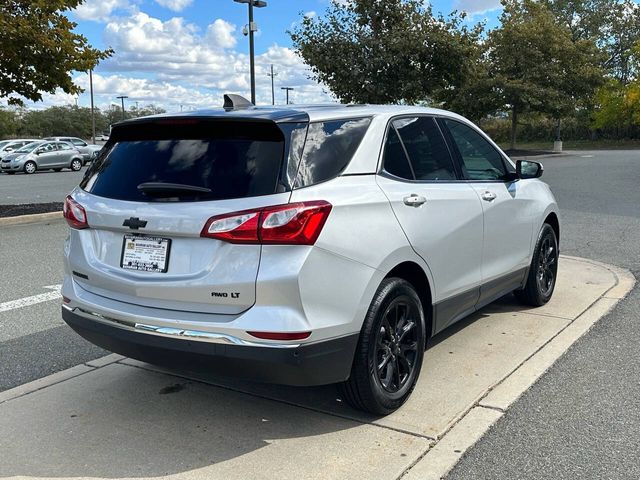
[137,182,212,197]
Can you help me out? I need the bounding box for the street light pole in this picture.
[89,69,96,144]
[234,0,267,105]
[267,64,278,105]
[281,87,294,105]
[116,95,128,121]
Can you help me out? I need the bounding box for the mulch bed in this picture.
[0,202,63,218]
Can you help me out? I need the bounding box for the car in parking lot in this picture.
[61,96,560,414]
[1,140,84,174]
[0,139,40,160]
[44,136,102,164]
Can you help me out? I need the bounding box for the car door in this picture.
[376,116,485,333]
[70,138,89,159]
[439,118,536,304]
[55,142,73,166]
[36,142,59,168]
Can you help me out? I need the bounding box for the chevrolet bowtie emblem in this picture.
[123,217,147,230]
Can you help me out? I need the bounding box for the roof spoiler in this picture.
[223,94,253,111]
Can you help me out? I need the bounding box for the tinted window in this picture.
[81,121,287,202]
[293,117,371,188]
[393,117,456,181]
[443,119,507,181]
[16,142,42,153]
[71,138,86,146]
[382,127,413,180]
[40,143,56,152]
[57,142,72,150]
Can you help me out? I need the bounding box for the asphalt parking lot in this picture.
[0,167,86,205]
[0,149,639,478]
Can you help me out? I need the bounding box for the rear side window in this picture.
[382,127,414,180]
[81,121,287,202]
[391,117,456,181]
[293,117,371,188]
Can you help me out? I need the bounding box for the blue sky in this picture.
[28,0,505,111]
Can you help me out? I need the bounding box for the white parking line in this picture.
[0,285,62,313]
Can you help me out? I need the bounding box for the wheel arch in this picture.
[384,261,434,341]
[544,211,560,247]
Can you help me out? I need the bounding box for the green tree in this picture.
[433,37,501,122]
[0,1,112,105]
[543,0,640,83]
[488,0,603,149]
[0,108,18,138]
[290,0,482,104]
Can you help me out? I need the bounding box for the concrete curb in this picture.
[0,211,62,227]
[402,256,635,480]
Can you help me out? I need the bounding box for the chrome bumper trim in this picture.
[65,305,301,349]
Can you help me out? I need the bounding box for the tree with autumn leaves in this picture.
[292,0,640,146]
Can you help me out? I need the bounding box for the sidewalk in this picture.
[0,256,634,480]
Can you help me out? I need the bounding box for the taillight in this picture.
[201,201,332,245]
[63,195,89,229]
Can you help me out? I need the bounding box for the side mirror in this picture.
[5,147,13,152]
[517,160,543,179]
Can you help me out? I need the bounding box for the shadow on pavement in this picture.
[0,363,370,479]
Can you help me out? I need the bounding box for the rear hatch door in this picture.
[69,117,302,315]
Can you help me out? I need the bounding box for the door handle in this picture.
[481,191,497,202]
[403,194,427,207]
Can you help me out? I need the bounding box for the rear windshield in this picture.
[80,117,372,202]
[81,121,289,202]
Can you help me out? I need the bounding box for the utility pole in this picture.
[234,0,267,105]
[281,87,294,105]
[267,64,278,105]
[89,70,96,144]
[116,95,128,121]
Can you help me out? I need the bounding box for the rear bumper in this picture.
[62,306,358,386]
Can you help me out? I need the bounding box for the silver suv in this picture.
[62,97,560,414]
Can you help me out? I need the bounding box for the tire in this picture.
[53,168,62,172]
[23,161,36,174]
[70,158,82,172]
[340,278,426,415]
[515,223,559,306]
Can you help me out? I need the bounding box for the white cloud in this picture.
[207,19,237,49]
[453,0,501,14]
[13,9,332,111]
[98,12,331,107]
[155,0,193,11]
[73,0,130,22]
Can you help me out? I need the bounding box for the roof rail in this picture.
[223,94,253,110]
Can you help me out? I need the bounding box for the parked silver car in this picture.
[44,137,102,164]
[61,97,560,414]
[1,141,84,174]
[0,139,40,161]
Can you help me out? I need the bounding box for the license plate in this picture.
[120,235,171,273]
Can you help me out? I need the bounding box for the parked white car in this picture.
[61,97,560,414]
